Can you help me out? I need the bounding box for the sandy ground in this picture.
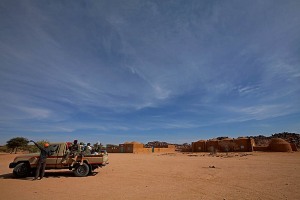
[0,151,299,200]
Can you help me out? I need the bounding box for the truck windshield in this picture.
[49,144,59,153]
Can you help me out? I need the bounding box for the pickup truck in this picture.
[9,142,109,178]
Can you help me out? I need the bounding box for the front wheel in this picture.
[73,163,90,177]
[13,163,31,178]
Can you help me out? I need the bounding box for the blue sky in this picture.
[1,0,300,145]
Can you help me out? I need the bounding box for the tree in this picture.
[6,137,29,154]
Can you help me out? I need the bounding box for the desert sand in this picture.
[0,151,299,200]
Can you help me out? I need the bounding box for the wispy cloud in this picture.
[17,106,52,119]
[226,104,295,121]
[0,0,300,144]
[237,85,260,96]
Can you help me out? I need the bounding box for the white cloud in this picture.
[17,106,52,119]
[227,104,294,121]
[237,85,260,95]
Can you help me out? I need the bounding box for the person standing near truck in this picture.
[30,140,53,180]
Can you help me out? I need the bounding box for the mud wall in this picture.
[106,146,120,153]
[253,146,269,151]
[218,138,236,152]
[235,138,254,152]
[206,140,219,153]
[192,141,206,152]
[269,138,292,152]
[290,143,298,151]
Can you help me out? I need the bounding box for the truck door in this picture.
[54,143,67,169]
[46,144,60,169]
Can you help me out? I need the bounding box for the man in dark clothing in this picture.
[30,140,53,180]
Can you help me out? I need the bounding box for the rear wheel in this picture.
[73,163,90,177]
[13,163,31,178]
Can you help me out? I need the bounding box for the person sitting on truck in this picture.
[91,145,99,155]
[70,140,83,166]
[30,140,53,180]
[84,143,92,155]
[92,149,99,155]
[61,142,72,164]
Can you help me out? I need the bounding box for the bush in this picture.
[28,140,50,153]
[0,145,8,153]
[25,145,40,153]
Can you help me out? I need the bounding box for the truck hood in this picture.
[14,153,39,161]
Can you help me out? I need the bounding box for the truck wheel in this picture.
[13,163,31,178]
[30,168,36,177]
[74,163,90,177]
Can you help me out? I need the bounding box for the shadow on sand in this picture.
[0,171,98,181]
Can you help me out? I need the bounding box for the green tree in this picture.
[6,137,29,154]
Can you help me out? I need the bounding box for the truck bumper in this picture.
[9,162,17,168]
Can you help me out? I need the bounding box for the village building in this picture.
[218,138,236,152]
[106,144,120,153]
[235,137,255,152]
[189,137,296,153]
[106,141,175,153]
[268,138,293,152]
[192,140,206,152]
[206,139,219,153]
[106,136,297,153]
[253,145,269,151]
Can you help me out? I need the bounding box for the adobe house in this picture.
[123,141,144,153]
[106,144,120,153]
[218,138,236,152]
[235,137,255,152]
[115,141,176,153]
[154,145,176,153]
[253,145,269,151]
[192,140,206,152]
[268,138,293,152]
[190,137,255,153]
[189,136,296,153]
[206,139,219,153]
[139,144,175,153]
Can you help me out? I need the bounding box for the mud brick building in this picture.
[191,137,296,153]
[106,141,176,153]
